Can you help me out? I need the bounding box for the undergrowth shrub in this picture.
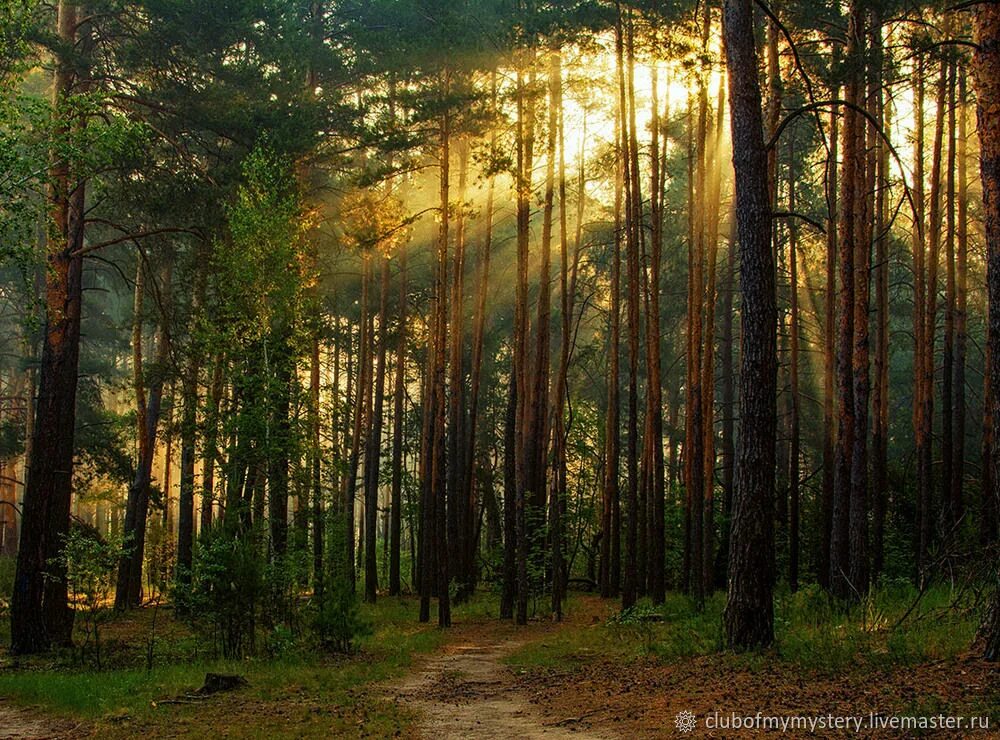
[176,526,263,658]
[310,576,371,654]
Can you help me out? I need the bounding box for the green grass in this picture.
[508,583,981,676]
[0,593,498,737]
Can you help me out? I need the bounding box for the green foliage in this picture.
[0,415,24,461]
[0,554,15,616]
[775,582,979,673]
[310,576,372,654]
[0,595,466,736]
[175,527,264,659]
[56,526,127,669]
[510,585,980,676]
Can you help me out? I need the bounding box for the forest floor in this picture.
[384,593,998,739]
[0,588,997,738]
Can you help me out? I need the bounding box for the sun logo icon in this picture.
[675,709,697,734]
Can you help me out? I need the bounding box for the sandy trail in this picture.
[391,638,607,739]
[0,702,83,739]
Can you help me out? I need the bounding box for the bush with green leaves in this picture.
[56,526,125,669]
[176,526,263,659]
[310,575,371,655]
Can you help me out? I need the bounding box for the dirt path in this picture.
[0,702,84,739]
[390,631,609,739]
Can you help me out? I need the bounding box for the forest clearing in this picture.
[1,0,1000,736]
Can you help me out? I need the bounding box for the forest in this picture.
[0,0,999,737]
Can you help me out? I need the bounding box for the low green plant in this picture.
[310,576,371,654]
[0,553,15,615]
[56,526,125,669]
[175,526,263,658]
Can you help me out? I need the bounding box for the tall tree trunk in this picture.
[11,0,86,653]
[418,314,435,622]
[831,4,860,599]
[942,56,957,535]
[685,3,711,604]
[647,61,666,605]
[501,375,518,617]
[433,84,452,628]
[912,55,930,576]
[390,245,407,597]
[871,19,889,580]
[722,0,776,650]
[268,328,292,562]
[601,69,623,601]
[364,256,390,603]
[464,117,496,597]
[117,254,174,610]
[346,259,372,591]
[618,4,642,611]
[820,92,839,590]
[201,357,223,532]
[549,50,568,621]
[716,208,737,588]
[955,69,969,544]
[788,140,801,593]
[974,0,1000,660]
[513,46,536,625]
[702,72,726,596]
[848,3,870,598]
[920,53,948,582]
[177,268,205,585]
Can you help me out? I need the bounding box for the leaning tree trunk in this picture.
[974,0,1000,662]
[722,0,777,650]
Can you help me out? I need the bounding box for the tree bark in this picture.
[723,0,776,650]
[390,245,407,597]
[973,0,1000,660]
[364,255,389,603]
[11,0,86,653]
[117,253,174,610]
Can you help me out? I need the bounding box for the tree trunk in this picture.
[820,93,838,591]
[201,357,223,532]
[848,3,870,598]
[117,254,174,610]
[513,51,535,626]
[919,53,948,582]
[618,4,642,611]
[722,0,777,650]
[600,79,622,601]
[346,259,372,590]
[973,0,1000,661]
[11,0,86,653]
[788,141,801,593]
[433,88,451,628]
[177,269,205,585]
[647,60,666,605]
[831,5,861,599]
[912,55,929,576]
[943,56,958,535]
[364,256,390,603]
[390,245,407,597]
[955,70,970,545]
[871,19,889,580]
